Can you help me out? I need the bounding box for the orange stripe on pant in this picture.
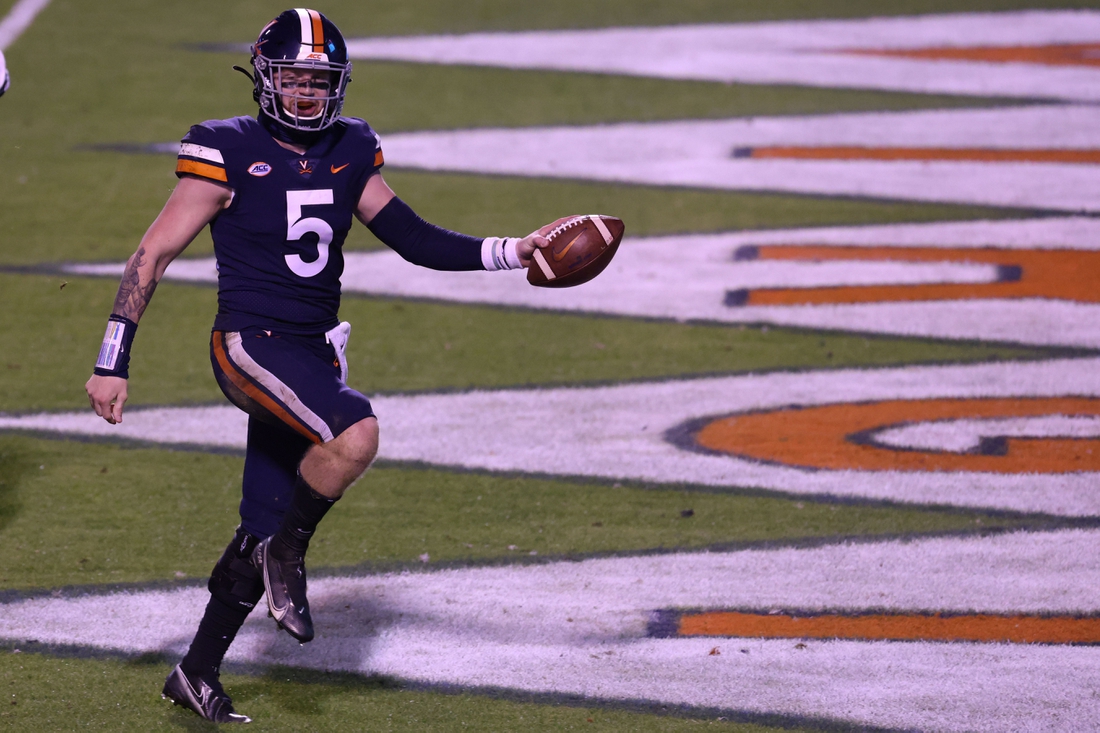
[675,610,1100,644]
[211,331,322,445]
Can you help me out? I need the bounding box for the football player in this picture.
[84,8,556,724]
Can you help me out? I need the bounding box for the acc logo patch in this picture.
[247,162,272,177]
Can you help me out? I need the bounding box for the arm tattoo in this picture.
[112,245,158,321]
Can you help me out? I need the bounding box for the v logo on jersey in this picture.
[288,159,318,180]
[552,233,583,262]
[330,163,349,174]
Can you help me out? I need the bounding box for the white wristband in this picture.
[481,237,523,271]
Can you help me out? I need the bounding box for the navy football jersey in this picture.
[176,116,384,335]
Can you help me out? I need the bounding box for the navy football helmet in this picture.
[249,9,351,131]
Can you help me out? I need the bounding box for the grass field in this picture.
[1,0,1096,730]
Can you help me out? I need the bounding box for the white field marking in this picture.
[4,358,1100,516]
[379,105,1100,212]
[118,105,1100,211]
[0,0,51,50]
[1,529,1099,732]
[344,11,1100,101]
[871,415,1100,453]
[63,217,1100,349]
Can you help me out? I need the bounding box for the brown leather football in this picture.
[527,215,624,288]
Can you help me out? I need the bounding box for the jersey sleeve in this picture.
[340,117,385,184]
[371,132,384,171]
[176,123,230,184]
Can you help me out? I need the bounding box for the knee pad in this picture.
[208,526,265,611]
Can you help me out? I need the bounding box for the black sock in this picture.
[180,595,252,678]
[270,472,336,560]
[180,528,263,678]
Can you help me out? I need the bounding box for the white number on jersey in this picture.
[285,189,334,278]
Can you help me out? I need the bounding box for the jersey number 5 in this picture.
[285,189,334,277]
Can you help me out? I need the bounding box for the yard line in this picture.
[2,529,1099,732]
[0,0,51,51]
[344,11,1100,101]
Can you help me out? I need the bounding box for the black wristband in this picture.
[93,315,138,379]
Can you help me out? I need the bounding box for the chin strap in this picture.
[257,111,326,148]
[232,65,259,103]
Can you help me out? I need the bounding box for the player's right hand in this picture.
[515,217,571,268]
[85,374,129,424]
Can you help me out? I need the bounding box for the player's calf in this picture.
[300,416,378,498]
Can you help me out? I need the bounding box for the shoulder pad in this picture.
[177,118,262,184]
[337,117,383,168]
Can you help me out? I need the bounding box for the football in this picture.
[527,215,625,288]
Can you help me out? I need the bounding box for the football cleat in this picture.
[162,664,251,724]
[252,536,315,642]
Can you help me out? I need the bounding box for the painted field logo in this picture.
[849,42,1100,68]
[681,396,1100,473]
[650,608,1100,645]
[248,162,272,177]
[727,245,1100,306]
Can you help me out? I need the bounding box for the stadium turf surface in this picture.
[1,0,1096,729]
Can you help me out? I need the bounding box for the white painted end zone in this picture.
[3,358,1099,516]
[380,106,1100,212]
[67,257,1100,348]
[0,0,52,51]
[2,530,1098,732]
[344,12,1100,102]
[64,217,1100,349]
[872,415,1100,452]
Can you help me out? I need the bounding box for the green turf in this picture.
[0,0,1046,266]
[0,273,1055,412]
[343,63,1020,133]
[0,434,1032,591]
[0,652,810,732]
[0,156,1032,266]
[366,171,1032,252]
[0,0,1085,729]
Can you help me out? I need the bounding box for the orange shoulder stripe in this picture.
[176,159,228,183]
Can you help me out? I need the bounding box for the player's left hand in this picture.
[516,218,570,268]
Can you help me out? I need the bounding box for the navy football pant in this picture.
[210,328,375,538]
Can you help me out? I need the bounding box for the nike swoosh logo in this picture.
[552,233,583,262]
[257,548,291,621]
[331,163,349,174]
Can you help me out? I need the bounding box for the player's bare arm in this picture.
[85,176,231,424]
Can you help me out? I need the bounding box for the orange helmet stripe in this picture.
[308,9,325,51]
